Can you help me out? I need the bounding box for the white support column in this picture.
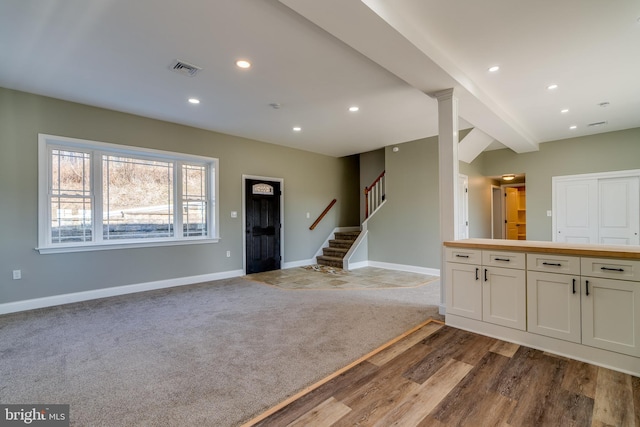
[435,89,459,314]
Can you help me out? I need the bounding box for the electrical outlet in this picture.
[13,270,21,280]
[547,210,552,217]
[306,212,310,219]
[226,251,231,258]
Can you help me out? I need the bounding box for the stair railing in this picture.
[364,171,385,219]
[309,199,337,230]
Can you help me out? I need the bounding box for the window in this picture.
[38,134,218,253]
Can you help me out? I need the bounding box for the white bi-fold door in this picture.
[553,171,639,245]
[598,177,639,245]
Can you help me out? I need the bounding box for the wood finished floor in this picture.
[247,321,640,427]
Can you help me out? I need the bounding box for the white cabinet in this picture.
[581,258,640,357]
[483,266,526,330]
[526,254,640,356]
[446,248,525,330]
[445,248,482,320]
[527,271,581,343]
[527,254,581,343]
[444,240,640,376]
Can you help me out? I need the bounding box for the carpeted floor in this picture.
[0,271,441,426]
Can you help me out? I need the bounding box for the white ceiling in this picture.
[1,0,638,158]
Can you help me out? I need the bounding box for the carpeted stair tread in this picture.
[316,255,345,268]
[317,230,361,268]
[322,247,348,257]
[334,231,360,241]
[329,239,357,249]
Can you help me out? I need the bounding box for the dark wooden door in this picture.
[245,179,281,274]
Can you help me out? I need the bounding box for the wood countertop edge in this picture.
[443,239,640,260]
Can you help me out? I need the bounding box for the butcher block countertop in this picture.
[444,238,640,260]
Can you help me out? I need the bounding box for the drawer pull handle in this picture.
[456,254,470,258]
[495,258,510,262]
[475,267,479,281]
[484,269,488,282]
[585,280,590,296]
[601,267,624,272]
[543,262,562,267]
[572,278,576,294]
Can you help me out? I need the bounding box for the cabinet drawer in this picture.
[581,257,640,281]
[446,248,482,265]
[482,250,525,270]
[527,253,580,275]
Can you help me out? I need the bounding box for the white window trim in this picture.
[37,134,219,254]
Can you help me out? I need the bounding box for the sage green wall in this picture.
[477,127,640,241]
[0,88,359,303]
[367,136,440,269]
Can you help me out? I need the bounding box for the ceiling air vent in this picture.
[169,60,202,77]
[587,121,608,128]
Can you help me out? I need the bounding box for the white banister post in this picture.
[435,88,459,315]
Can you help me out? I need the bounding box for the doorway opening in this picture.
[503,183,526,240]
[243,176,284,274]
[489,174,526,240]
[491,185,503,239]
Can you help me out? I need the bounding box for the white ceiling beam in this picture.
[458,128,495,164]
[279,0,539,153]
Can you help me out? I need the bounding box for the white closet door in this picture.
[555,179,598,243]
[599,177,639,245]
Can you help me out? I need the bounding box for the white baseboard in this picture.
[0,269,244,315]
[347,261,370,270]
[366,261,440,277]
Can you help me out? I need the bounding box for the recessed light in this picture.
[488,65,500,72]
[547,84,558,90]
[188,98,200,104]
[349,106,359,112]
[561,108,569,113]
[236,59,251,69]
[292,127,302,132]
[569,125,577,130]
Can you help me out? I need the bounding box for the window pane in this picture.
[103,155,174,240]
[183,164,207,237]
[50,150,92,243]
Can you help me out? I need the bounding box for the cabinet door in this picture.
[581,277,640,357]
[446,262,482,320]
[527,271,581,343]
[482,267,526,330]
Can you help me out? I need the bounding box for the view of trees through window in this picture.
[103,155,175,240]
[50,149,207,243]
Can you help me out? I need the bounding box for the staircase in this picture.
[316,230,360,268]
